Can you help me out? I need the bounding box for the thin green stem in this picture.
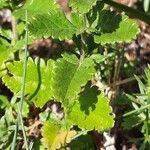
[17,104,29,150]
[123,103,150,117]
[11,9,29,150]
[144,109,149,141]
[20,9,28,111]
[11,119,18,150]
[80,34,86,61]
[109,75,143,87]
[102,0,150,25]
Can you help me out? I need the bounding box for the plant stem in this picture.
[123,103,150,117]
[102,0,150,25]
[80,34,86,61]
[20,9,28,111]
[17,103,29,150]
[11,119,18,150]
[11,9,29,150]
[109,75,143,87]
[144,109,149,141]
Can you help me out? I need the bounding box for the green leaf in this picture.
[134,75,146,94]
[69,0,97,13]
[94,12,140,45]
[69,134,95,150]
[0,44,12,70]
[14,0,59,20]
[52,53,96,106]
[28,10,76,40]
[70,13,86,35]
[2,58,54,108]
[42,121,76,150]
[0,95,9,109]
[122,115,142,129]
[67,82,114,131]
[0,116,9,145]
[14,0,83,39]
[0,0,8,8]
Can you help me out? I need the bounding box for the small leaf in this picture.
[67,82,114,131]
[69,0,97,14]
[2,58,54,108]
[42,121,76,150]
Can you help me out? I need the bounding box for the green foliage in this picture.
[0,0,8,8]
[2,58,54,107]
[67,82,114,131]
[69,134,95,150]
[69,0,97,13]
[94,12,140,45]
[52,53,96,106]
[14,0,58,20]
[0,0,145,149]
[0,95,9,109]
[28,11,76,40]
[42,121,77,150]
[0,44,12,70]
[123,66,150,148]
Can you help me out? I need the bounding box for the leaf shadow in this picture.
[96,10,122,33]
[79,81,100,115]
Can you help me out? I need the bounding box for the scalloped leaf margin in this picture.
[69,0,97,14]
[94,15,140,45]
[42,121,77,150]
[67,83,114,131]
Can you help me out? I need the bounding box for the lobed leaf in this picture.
[14,0,58,20]
[52,53,96,106]
[42,121,76,150]
[67,82,114,131]
[28,11,76,40]
[2,58,54,108]
[94,12,140,45]
[69,0,97,14]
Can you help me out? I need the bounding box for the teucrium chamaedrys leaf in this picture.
[52,53,96,106]
[14,0,58,20]
[94,12,140,45]
[67,82,114,131]
[2,58,54,107]
[28,11,76,40]
[69,0,97,13]
[14,0,84,40]
[42,121,76,150]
